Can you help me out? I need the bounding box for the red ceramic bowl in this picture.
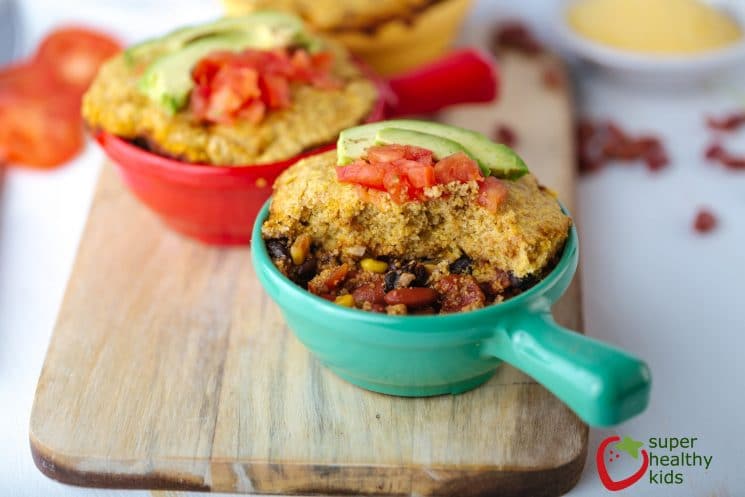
[97,49,498,245]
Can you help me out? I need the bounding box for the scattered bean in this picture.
[384,288,438,308]
[449,255,473,275]
[293,256,317,285]
[494,124,518,148]
[693,209,717,233]
[353,282,386,305]
[265,239,290,260]
[706,112,745,132]
[406,262,429,287]
[509,272,539,292]
[492,21,544,55]
[384,271,399,292]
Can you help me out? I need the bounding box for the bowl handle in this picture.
[384,48,499,117]
[484,312,651,427]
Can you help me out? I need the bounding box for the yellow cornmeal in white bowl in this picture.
[567,0,742,54]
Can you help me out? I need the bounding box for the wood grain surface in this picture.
[30,52,587,496]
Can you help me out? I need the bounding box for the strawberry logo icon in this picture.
[596,435,649,491]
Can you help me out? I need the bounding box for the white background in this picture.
[1,1,744,496]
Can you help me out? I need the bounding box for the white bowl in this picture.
[554,0,745,87]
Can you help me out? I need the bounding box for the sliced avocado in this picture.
[338,120,529,179]
[138,11,323,114]
[138,34,254,113]
[126,11,319,63]
[375,128,472,161]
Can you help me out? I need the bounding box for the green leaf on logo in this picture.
[616,436,644,459]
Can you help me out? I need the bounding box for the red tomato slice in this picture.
[259,74,290,108]
[434,152,483,184]
[336,160,386,189]
[236,100,266,124]
[477,176,508,212]
[383,170,413,204]
[34,27,122,95]
[201,66,261,123]
[0,62,56,97]
[366,144,407,163]
[403,145,434,165]
[393,159,436,189]
[366,144,434,166]
[192,52,234,86]
[191,48,338,124]
[0,92,83,168]
[405,165,436,189]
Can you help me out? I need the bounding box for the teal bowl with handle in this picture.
[251,201,651,427]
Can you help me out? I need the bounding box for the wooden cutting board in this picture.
[30,52,587,497]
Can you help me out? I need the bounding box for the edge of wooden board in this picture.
[30,432,587,496]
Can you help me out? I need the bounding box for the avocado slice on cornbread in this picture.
[338,120,529,179]
[135,12,320,113]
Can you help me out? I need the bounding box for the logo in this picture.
[596,435,649,491]
[596,435,714,491]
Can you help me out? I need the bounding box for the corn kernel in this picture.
[290,234,311,265]
[360,258,388,273]
[334,294,355,307]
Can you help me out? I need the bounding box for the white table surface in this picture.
[1,1,744,496]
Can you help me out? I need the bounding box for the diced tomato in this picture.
[259,74,291,108]
[236,100,266,124]
[340,145,490,205]
[192,51,235,86]
[393,159,436,189]
[337,160,386,189]
[34,27,121,95]
[366,145,407,163]
[434,152,483,184]
[405,165,436,189]
[366,144,434,166]
[403,145,434,165]
[383,170,414,204]
[190,47,339,124]
[289,50,314,80]
[188,83,210,118]
[477,176,508,212]
[433,274,486,313]
[199,66,261,123]
[308,264,350,295]
[310,52,334,75]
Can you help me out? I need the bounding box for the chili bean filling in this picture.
[265,237,563,315]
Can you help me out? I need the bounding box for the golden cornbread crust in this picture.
[261,151,571,277]
[82,39,377,166]
[224,0,436,31]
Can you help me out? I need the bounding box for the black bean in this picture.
[509,272,539,291]
[410,263,429,287]
[265,238,290,260]
[384,271,398,292]
[449,255,473,275]
[293,256,317,285]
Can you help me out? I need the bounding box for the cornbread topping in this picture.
[82,13,377,165]
[262,121,571,315]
